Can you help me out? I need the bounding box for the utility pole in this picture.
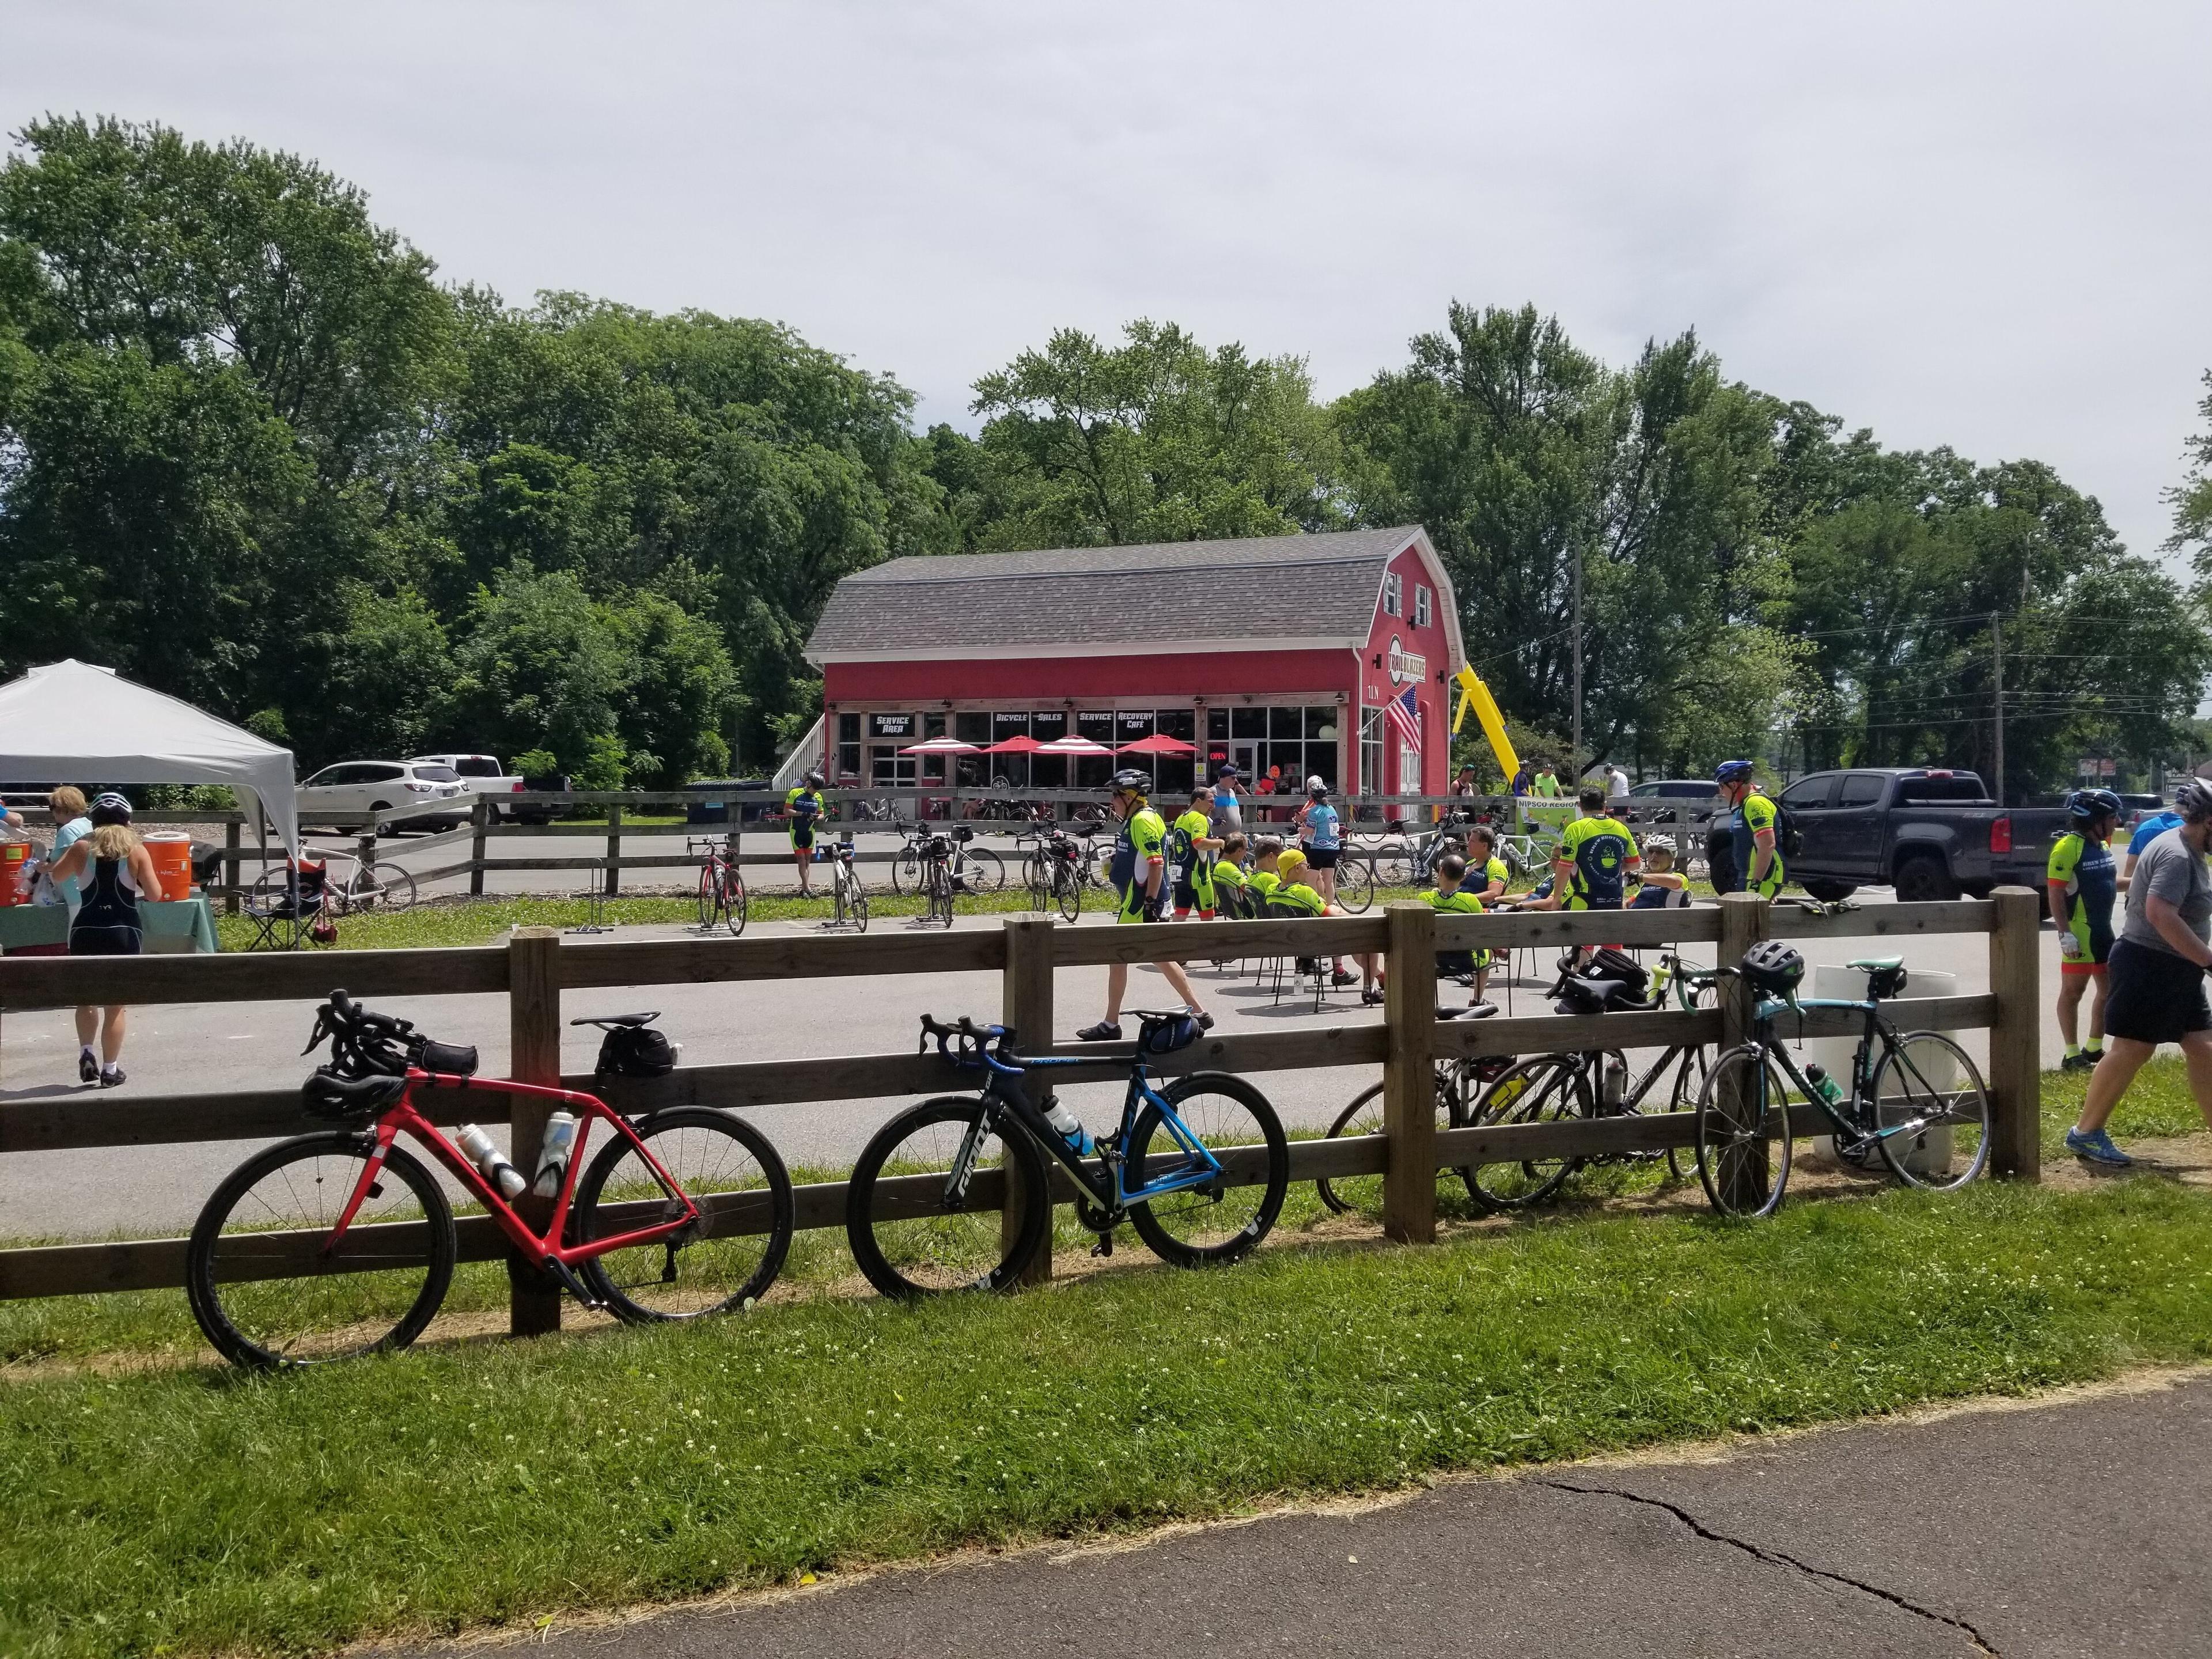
[1990,611,2004,808]
[1570,542,1584,772]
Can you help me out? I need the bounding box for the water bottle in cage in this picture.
[456,1123,529,1200]
[531,1111,577,1198]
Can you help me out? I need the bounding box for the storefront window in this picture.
[1232,707,1267,740]
[1031,711,1069,790]
[837,713,861,781]
[1207,709,1230,741]
[953,712,989,747]
[990,711,1030,789]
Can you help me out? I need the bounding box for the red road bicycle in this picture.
[186,991,793,1369]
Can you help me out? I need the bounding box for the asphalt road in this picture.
[2,902,2064,1240]
[375,1370,2212,1658]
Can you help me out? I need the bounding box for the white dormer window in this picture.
[1382,572,1402,617]
[1414,584,1432,628]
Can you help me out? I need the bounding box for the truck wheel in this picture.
[1802,880,1857,904]
[1893,854,1959,904]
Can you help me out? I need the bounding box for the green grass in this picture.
[7,1177,2212,1657]
[2040,1054,2210,1152]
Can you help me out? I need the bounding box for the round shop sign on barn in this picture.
[1386,635,1426,687]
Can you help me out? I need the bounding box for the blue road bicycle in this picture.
[844,1013,1290,1298]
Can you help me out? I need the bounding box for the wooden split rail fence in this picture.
[0,889,2043,1330]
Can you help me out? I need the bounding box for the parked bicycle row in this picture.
[183,931,1993,1368]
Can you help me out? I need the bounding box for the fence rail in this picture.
[0,891,2043,1312]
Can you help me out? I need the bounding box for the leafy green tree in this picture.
[445,565,628,775]
[968,320,1344,550]
[2171,369,2212,575]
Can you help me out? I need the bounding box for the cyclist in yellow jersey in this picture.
[785,770,825,897]
[1269,849,1382,1003]
[1170,788,1221,919]
[1078,770,1211,1041]
[1212,832,1251,918]
[1715,760,1783,898]
[2048,789,2121,1070]
[1247,836,1284,910]
[1423,851,1493,1010]
[1552,785,1641,910]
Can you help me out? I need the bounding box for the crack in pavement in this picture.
[1539,1479,2001,1657]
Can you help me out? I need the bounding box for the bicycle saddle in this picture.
[570,1012,661,1028]
[1385,818,1407,834]
[1440,1002,1499,1020]
[1847,956,1903,972]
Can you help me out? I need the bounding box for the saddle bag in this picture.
[1138,1013,1203,1054]
[595,1023,677,1078]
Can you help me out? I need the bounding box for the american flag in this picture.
[1384,685,1422,750]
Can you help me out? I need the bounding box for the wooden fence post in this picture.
[1715,892,1771,1210]
[1986,885,2043,1183]
[468,796,488,898]
[1001,916,1055,1283]
[507,926,564,1335]
[604,804,623,899]
[1381,900,1437,1244]
[222,819,241,914]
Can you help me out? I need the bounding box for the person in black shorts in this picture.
[44,800,164,1088]
[2066,778,2212,1166]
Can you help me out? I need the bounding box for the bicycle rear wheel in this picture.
[849,877,870,933]
[1316,1074,1470,1217]
[1463,1054,1586,1211]
[844,1097,1049,1298]
[1332,855,1375,913]
[696,863,718,927]
[1695,1047,1794,1217]
[361,861,418,911]
[187,1133,455,1369]
[1870,1031,1991,1191]
[963,847,1006,892]
[892,849,918,896]
[1126,1074,1288,1267]
[574,1108,793,1320]
[719,865,748,936]
[1054,865,1082,922]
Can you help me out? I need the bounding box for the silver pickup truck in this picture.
[1777,767,2071,903]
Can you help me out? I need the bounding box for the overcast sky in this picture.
[6,1,2209,562]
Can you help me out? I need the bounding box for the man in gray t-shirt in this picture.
[2069,786,2212,1167]
[2119,827,2212,955]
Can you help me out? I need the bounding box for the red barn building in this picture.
[800,527,1463,800]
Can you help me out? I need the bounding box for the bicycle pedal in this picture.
[1089,1233,1115,1259]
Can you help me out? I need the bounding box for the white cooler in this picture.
[1800,961,1960,1175]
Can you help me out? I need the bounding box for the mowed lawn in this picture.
[6,1154,2212,1657]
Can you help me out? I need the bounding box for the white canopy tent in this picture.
[0,660,300,853]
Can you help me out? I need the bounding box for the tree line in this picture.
[3,116,2206,797]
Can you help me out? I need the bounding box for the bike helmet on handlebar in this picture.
[1740,938,1805,997]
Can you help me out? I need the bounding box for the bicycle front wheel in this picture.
[1316,1075,1467,1217]
[1695,1047,1794,1218]
[187,1134,456,1369]
[844,1097,1048,1298]
[720,866,747,936]
[1463,1054,1586,1211]
[892,850,918,896]
[575,1108,792,1320]
[1870,1031,1991,1191]
[1054,865,1083,922]
[850,879,870,933]
[696,863,718,927]
[964,847,1006,892]
[1126,1074,1288,1267]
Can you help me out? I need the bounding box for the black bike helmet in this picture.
[804,768,825,789]
[1109,768,1150,794]
[2066,787,2122,823]
[2177,778,2212,823]
[1740,938,1805,997]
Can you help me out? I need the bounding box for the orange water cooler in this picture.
[142,832,194,900]
[0,840,27,906]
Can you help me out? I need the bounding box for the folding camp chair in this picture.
[1263,897,1332,1012]
[242,858,329,950]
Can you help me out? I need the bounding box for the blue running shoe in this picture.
[2065,1127,2133,1168]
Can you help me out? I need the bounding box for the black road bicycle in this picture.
[844,1014,1289,1297]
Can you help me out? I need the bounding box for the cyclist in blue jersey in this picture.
[1293,779,1355,986]
[2049,789,2122,1071]
[2124,804,2185,884]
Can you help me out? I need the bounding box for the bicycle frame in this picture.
[327,1074,701,1285]
[1745,994,1932,1149]
[946,1043,1227,1213]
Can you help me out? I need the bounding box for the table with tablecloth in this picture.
[0,895,220,955]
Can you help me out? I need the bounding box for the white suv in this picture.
[296,761,469,832]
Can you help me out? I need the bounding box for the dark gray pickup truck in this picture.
[1775,767,2071,903]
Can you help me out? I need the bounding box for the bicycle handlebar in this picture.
[917,1013,1024,1074]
